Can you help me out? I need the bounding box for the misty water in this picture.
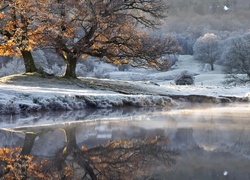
[0,103,250,179]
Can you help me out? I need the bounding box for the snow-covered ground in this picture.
[0,55,249,115]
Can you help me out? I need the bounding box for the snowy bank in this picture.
[0,74,178,115]
[0,72,249,115]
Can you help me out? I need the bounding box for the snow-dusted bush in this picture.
[75,57,119,78]
[80,58,95,72]
[0,57,25,77]
[94,67,110,78]
[42,49,65,67]
[0,100,20,114]
[44,63,65,76]
[164,54,179,67]
[75,57,97,77]
[93,62,118,78]
[32,96,86,111]
[82,95,175,108]
[76,63,88,76]
[175,70,194,85]
[223,74,250,86]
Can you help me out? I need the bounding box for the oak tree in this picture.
[0,0,47,73]
[43,0,180,78]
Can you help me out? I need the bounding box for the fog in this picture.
[161,0,250,35]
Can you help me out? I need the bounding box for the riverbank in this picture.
[0,73,249,115]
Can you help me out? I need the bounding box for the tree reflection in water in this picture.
[0,124,179,180]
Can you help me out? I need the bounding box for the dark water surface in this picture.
[0,104,250,179]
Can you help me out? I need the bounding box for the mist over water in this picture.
[0,103,250,179]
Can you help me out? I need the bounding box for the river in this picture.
[0,103,250,179]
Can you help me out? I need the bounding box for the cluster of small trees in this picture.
[0,0,180,79]
[192,31,250,82]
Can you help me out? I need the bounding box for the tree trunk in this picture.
[20,133,37,155]
[62,125,97,180]
[63,125,79,152]
[211,62,214,71]
[63,54,78,79]
[21,50,37,73]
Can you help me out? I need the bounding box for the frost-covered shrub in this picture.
[76,57,119,78]
[43,49,65,67]
[33,96,86,111]
[94,68,108,78]
[44,63,65,76]
[0,57,25,77]
[0,100,20,114]
[81,58,95,72]
[93,62,118,78]
[223,74,250,86]
[76,57,97,77]
[156,58,172,72]
[76,63,88,77]
[83,95,175,108]
[168,54,179,66]
[157,54,179,71]
[175,70,194,85]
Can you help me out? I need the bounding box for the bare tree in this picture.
[41,0,180,78]
[222,33,250,83]
[193,33,220,71]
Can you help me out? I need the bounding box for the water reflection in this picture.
[0,107,167,128]
[0,104,250,179]
[0,124,178,179]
